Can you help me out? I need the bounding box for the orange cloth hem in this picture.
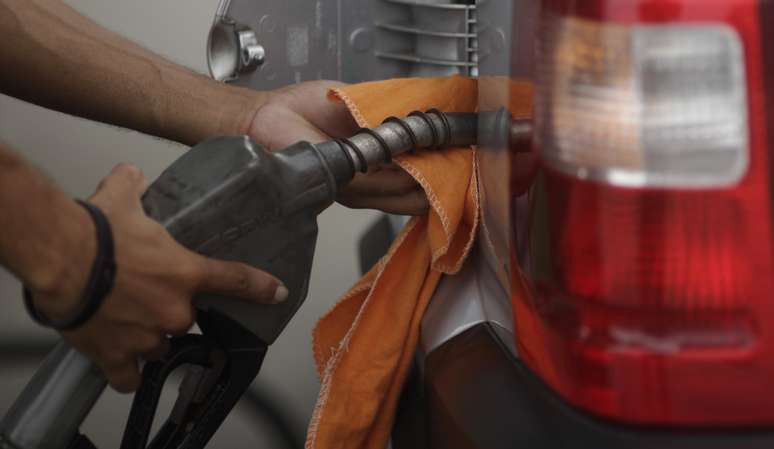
[306,76,479,449]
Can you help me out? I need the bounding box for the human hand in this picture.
[28,164,288,392]
[246,81,429,215]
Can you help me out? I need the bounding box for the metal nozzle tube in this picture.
[314,110,478,186]
[348,112,478,168]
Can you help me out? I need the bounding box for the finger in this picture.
[260,114,329,151]
[94,176,109,194]
[280,116,329,145]
[103,358,141,393]
[339,170,420,197]
[317,106,358,138]
[338,189,429,216]
[281,81,358,137]
[107,163,148,198]
[193,256,288,304]
[125,328,168,360]
[142,337,171,361]
[163,302,195,336]
[309,101,358,139]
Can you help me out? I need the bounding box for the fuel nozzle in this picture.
[313,110,479,186]
[0,108,516,449]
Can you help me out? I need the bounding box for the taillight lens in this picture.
[513,0,774,426]
[538,17,748,188]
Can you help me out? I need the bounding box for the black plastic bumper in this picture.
[393,323,774,449]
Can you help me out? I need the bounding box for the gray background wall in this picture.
[0,1,377,447]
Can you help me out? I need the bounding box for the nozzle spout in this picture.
[314,110,478,186]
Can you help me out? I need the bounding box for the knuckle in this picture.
[163,304,194,334]
[180,257,205,285]
[145,222,171,245]
[231,266,252,295]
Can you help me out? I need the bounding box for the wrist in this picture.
[26,199,96,320]
[229,86,270,138]
[136,65,264,146]
[162,75,270,145]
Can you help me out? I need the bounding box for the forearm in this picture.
[0,143,93,303]
[0,0,262,146]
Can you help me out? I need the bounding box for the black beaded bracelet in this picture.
[23,200,116,331]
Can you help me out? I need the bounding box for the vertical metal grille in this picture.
[375,0,479,77]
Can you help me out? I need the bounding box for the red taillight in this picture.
[512,0,774,426]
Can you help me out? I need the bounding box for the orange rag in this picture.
[306,76,479,449]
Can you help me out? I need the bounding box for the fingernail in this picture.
[274,285,289,303]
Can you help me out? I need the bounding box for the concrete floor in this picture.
[0,1,379,447]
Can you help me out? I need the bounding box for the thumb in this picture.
[192,254,288,304]
[107,163,148,198]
